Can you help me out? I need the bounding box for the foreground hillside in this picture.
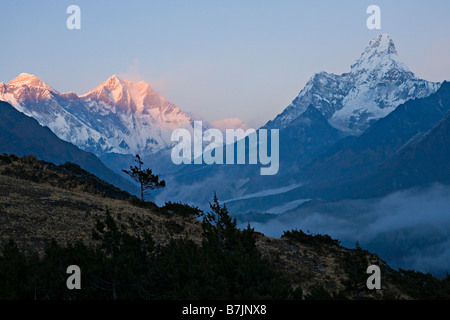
[0,154,448,299]
[0,154,201,251]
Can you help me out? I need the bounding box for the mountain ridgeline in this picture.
[0,74,195,156]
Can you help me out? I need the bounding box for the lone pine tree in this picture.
[122,154,165,202]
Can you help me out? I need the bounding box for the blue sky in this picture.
[1,0,449,127]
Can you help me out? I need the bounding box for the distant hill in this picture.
[0,154,136,200]
[0,101,138,195]
[348,109,450,198]
[304,81,450,188]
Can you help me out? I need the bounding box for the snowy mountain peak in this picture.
[367,33,397,55]
[105,74,122,87]
[89,74,126,93]
[8,73,57,93]
[81,75,166,115]
[103,75,150,92]
[351,33,409,74]
[265,34,440,134]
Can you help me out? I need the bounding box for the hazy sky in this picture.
[1,0,449,127]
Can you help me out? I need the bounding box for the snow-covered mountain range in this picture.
[0,74,246,157]
[265,34,440,134]
[153,33,444,208]
[0,34,443,211]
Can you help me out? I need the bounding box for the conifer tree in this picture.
[122,154,165,201]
